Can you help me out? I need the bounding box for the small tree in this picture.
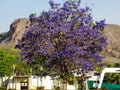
[0,47,19,88]
[16,0,107,89]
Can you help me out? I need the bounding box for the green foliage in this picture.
[0,86,6,90]
[14,61,31,75]
[107,63,120,68]
[31,56,49,77]
[94,65,103,73]
[0,46,31,76]
[104,73,120,84]
[103,63,120,84]
[0,48,19,76]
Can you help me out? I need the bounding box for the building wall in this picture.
[6,75,77,90]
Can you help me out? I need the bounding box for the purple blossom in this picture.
[49,0,54,7]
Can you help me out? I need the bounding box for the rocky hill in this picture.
[0,18,120,64]
[104,24,120,64]
[0,18,30,47]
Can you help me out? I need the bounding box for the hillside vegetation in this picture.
[103,24,120,64]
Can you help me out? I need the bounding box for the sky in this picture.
[0,0,120,33]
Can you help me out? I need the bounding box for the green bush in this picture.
[8,89,16,90]
[37,86,45,90]
[54,86,60,90]
[0,86,6,90]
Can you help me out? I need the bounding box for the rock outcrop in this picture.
[0,18,30,47]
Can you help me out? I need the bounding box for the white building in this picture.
[6,75,78,90]
[0,71,95,90]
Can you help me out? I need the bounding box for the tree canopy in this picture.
[16,0,107,82]
[0,47,19,76]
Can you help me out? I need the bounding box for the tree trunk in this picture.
[40,76,42,86]
[80,69,85,90]
[62,81,67,90]
[0,77,2,86]
[37,76,39,87]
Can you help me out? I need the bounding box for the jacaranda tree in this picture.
[16,0,107,84]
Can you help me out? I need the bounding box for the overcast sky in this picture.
[0,0,120,33]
